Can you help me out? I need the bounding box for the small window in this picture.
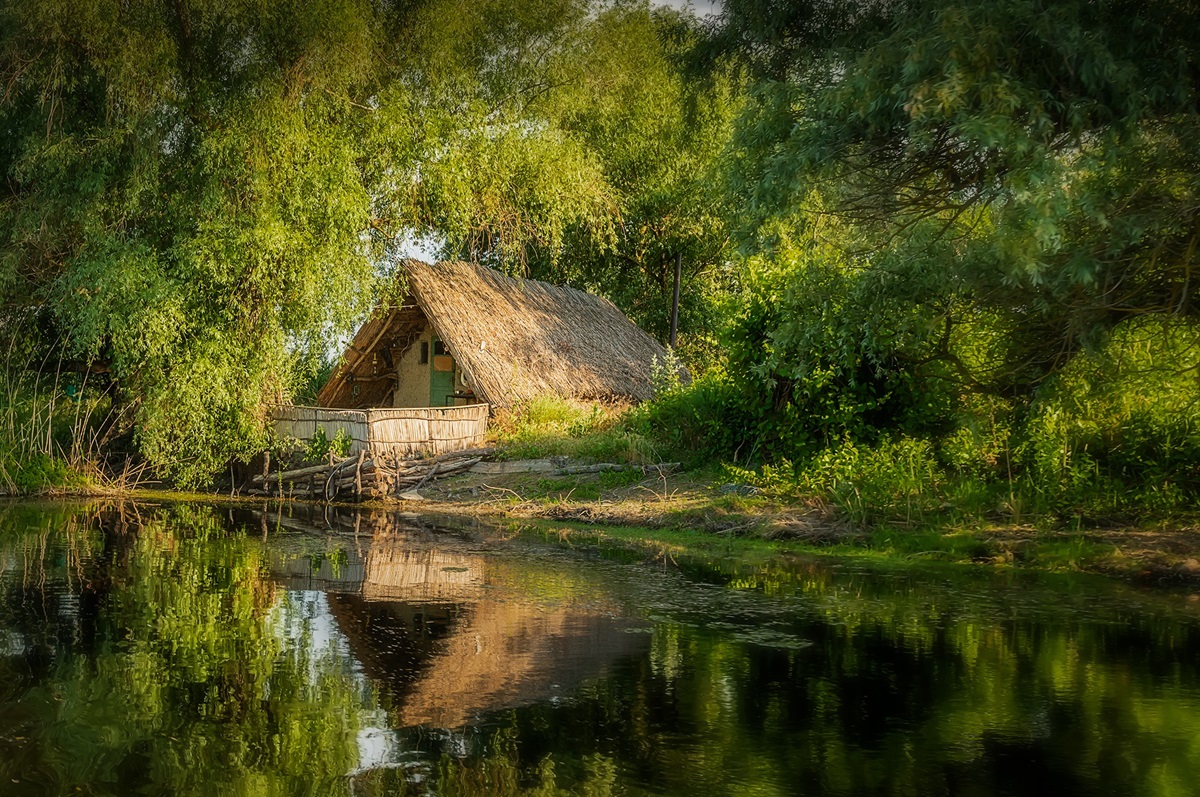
[433,339,449,357]
[419,341,429,364]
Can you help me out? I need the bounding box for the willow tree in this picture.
[0,0,628,484]
[522,4,742,348]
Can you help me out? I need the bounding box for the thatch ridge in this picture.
[403,259,671,408]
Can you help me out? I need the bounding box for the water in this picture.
[1,501,1199,796]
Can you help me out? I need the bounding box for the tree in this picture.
[719,0,1200,393]
[698,0,1200,466]
[0,0,654,484]
[523,3,741,347]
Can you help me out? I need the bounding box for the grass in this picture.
[421,456,1200,583]
[534,477,602,501]
[491,395,661,464]
[0,346,138,495]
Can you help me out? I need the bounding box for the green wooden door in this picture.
[429,338,456,406]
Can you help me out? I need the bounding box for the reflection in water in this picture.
[0,501,1199,795]
[265,508,646,731]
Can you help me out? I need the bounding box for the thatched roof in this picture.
[318,260,674,409]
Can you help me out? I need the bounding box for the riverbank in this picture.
[392,465,1200,585]
[11,458,1200,586]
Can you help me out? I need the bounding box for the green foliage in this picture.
[714,0,1200,394]
[649,348,687,397]
[634,0,1200,521]
[304,427,352,462]
[790,437,945,527]
[6,0,1200,512]
[1014,318,1200,514]
[0,0,386,484]
[633,367,751,465]
[1,0,723,485]
[521,4,742,342]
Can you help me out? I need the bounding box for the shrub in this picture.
[633,367,753,465]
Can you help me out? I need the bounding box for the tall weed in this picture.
[0,326,120,493]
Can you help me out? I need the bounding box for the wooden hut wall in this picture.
[366,403,489,459]
[393,324,433,407]
[318,305,430,409]
[273,407,370,454]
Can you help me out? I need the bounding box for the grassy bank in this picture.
[7,387,1199,585]
[416,466,1200,584]
[416,394,1188,582]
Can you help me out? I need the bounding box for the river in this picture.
[0,500,1198,796]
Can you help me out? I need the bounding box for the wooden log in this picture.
[413,461,439,491]
[392,446,495,470]
[336,457,481,492]
[554,463,623,475]
[252,456,356,485]
[396,457,481,482]
[258,457,397,487]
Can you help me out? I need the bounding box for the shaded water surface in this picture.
[1,501,1200,796]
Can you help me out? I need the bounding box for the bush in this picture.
[1012,318,1200,514]
[632,367,753,465]
[790,437,944,526]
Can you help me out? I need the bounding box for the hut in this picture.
[270,259,674,470]
[317,259,675,410]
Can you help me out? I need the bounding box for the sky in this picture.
[659,0,722,16]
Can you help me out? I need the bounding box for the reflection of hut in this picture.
[394,599,639,729]
[362,539,483,603]
[326,593,464,704]
[266,510,646,728]
[263,512,484,603]
[317,259,676,410]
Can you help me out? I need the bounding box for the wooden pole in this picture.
[354,449,365,497]
[669,251,682,348]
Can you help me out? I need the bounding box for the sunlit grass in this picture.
[491,395,661,464]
